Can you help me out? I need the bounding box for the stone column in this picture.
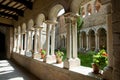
[51,24,55,55]
[86,33,89,50]
[72,20,78,58]
[26,31,30,52]
[13,33,17,52]
[24,32,27,55]
[38,27,43,51]
[64,18,72,69]
[43,24,51,63]
[81,35,84,49]
[34,28,38,54]
[79,33,82,49]
[95,32,98,51]
[43,20,57,63]
[64,13,80,69]
[17,34,21,53]
[97,33,100,50]
[20,33,24,54]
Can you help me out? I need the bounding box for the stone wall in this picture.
[12,53,99,80]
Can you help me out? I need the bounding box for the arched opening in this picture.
[95,0,101,13]
[89,30,95,50]
[0,32,6,60]
[98,28,107,50]
[81,7,85,18]
[87,4,92,15]
[81,32,86,49]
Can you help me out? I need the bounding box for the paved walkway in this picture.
[0,60,40,80]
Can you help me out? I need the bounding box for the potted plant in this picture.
[40,49,46,59]
[92,49,108,74]
[55,50,64,63]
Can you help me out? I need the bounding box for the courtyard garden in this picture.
[59,48,108,70]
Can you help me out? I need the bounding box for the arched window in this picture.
[87,4,92,15]
[95,0,101,12]
[81,7,85,18]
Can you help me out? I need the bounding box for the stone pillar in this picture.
[86,33,89,50]
[79,33,83,49]
[17,34,21,53]
[64,13,80,69]
[24,33,27,52]
[64,18,72,69]
[38,28,42,51]
[44,20,57,63]
[26,31,30,52]
[72,20,78,58]
[51,24,55,55]
[20,34,24,54]
[26,30,33,57]
[33,27,43,59]
[81,35,84,48]
[101,1,113,80]
[34,28,38,54]
[112,0,120,79]
[97,33,100,50]
[43,24,51,63]
[13,33,17,52]
[95,32,99,51]
[50,24,56,63]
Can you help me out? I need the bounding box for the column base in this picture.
[43,55,56,64]
[33,52,41,59]
[103,66,113,80]
[20,50,25,55]
[64,58,80,69]
[25,50,32,57]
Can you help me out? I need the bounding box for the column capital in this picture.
[44,20,58,25]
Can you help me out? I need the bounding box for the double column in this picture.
[33,26,43,58]
[64,13,80,69]
[44,20,57,63]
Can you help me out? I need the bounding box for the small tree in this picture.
[77,7,84,49]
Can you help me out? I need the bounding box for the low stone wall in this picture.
[12,53,98,80]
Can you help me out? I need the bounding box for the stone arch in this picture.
[81,31,86,49]
[94,0,101,12]
[49,4,65,21]
[27,19,34,30]
[87,4,92,15]
[70,0,82,13]
[88,29,95,50]
[97,28,107,50]
[35,13,45,26]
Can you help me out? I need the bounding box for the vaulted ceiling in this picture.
[0,0,34,21]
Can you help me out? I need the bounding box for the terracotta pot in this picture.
[56,57,62,63]
[92,63,100,74]
[41,54,46,59]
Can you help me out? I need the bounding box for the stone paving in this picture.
[0,60,40,80]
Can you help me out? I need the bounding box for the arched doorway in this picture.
[98,28,107,50]
[0,32,6,60]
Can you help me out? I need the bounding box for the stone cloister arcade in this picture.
[10,0,116,80]
[80,25,107,51]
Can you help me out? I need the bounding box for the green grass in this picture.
[78,51,96,68]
